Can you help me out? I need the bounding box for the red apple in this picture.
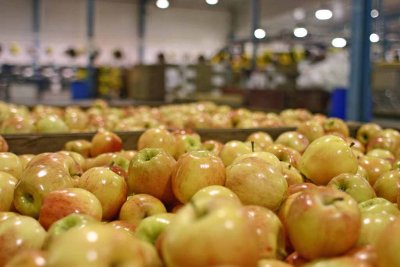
[246,131,274,151]
[356,123,382,145]
[64,139,92,158]
[4,249,47,267]
[265,144,301,169]
[173,130,202,159]
[322,117,349,137]
[296,120,324,143]
[0,135,8,152]
[202,140,224,155]
[358,156,392,186]
[90,129,123,157]
[376,217,400,266]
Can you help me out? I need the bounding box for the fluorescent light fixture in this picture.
[370,33,380,43]
[254,28,266,39]
[315,9,333,20]
[156,0,169,9]
[293,27,308,38]
[371,9,379,18]
[205,0,219,5]
[331,37,347,48]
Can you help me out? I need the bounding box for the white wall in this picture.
[0,0,230,66]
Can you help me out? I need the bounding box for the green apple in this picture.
[373,169,400,203]
[119,194,167,226]
[359,198,400,216]
[296,120,324,143]
[226,157,287,211]
[285,187,361,260]
[172,150,226,203]
[18,154,35,170]
[77,167,128,220]
[4,249,47,267]
[162,198,259,267]
[367,149,395,166]
[358,156,392,186]
[0,152,23,179]
[356,123,382,145]
[231,151,281,168]
[191,185,241,205]
[242,205,286,260]
[327,173,376,203]
[275,131,309,154]
[36,115,69,133]
[173,130,202,159]
[280,162,304,186]
[246,131,274,151]
[1,115,35,134]
[128,148,176,205]
[135,213,176,244]
[0,215,46,266]
[322,117,349,137]
[0,211,17,223]
[300,135,358,185]
[137,128,176,157]
[0,171,17,211]
[46,223,162,267]
[219,140,252,166]
[64,107,88,132]
[64,139,92,158]
[38,188,102,230]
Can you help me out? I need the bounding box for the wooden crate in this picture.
[127,65,165,101]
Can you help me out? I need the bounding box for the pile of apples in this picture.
[1,116,400,267]
[0,99,316,134]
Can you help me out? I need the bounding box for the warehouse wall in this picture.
[0,0,230,65]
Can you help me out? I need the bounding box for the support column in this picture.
[251,0,260,70]
[347,0,373,122]
[138,0,147,64]
[32,0,41,75]
[86,0,95,97]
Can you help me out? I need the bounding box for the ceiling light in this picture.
[370,33,380,43]
[205,0,219,5]
[293,27,308,38]
[293,8,306,21]
[315,9,333,20]
[331,37,347,48]
[371,9,379,18]
[254,28,266,39]
[156,0,169,9]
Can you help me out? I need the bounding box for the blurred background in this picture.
[0,0,399,121]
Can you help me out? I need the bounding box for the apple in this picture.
[211,113,233,128]
[77,167,128,220]
[128,148,176,205]
[64,139,92,158]
[358,156,392,186]
[135,213,176,245]
[38,187,102,230]
[296,120,324,143]
[302,257,371,267]
[0,212,17,223]
[299,135,358,185]
[0,215,46,266]
[376,217,400,266]
[46,223,162,267]
[58,151,86,170]
[373,169,400,202]
[172,150,226,203]
[4,249,47,267]
[226,157,287,211]
[285,252,308,266]
[356,123,382,145]
[45,213,99,248]
[359,197,400,216]
[90,129,123,157]
[0,135,8,152]
[108,220,137,234]
[219,140,252,166]
[13,153,76,218]
[347,137,366,154]
[275,131,309,154]
[322,117,349,137]
[265,144,301,169]
[137,128,176,157]
[285,187,361,260]
[367,130,399,154]
[231,151,281,168]
[173,130,202,159]
[64,107,88,132]
[1,115,35,134]
[286,183,318,196]
[202,140,224,155]
[162,197,259,267]
[346,245,377,267]
[242,205,286,260]
[35,115,69,133]
[18,154,35,170]
[327,173,376,203]
[191,185,241,205]
[119,194,167,226]
[0,171,17,211]
[246,131,274,151]
[366,149,395,165]
[84,152,119,170]
[0,152,23,179]
[258,259,293,267]
[280,162,304,186]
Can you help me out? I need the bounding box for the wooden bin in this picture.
[127,65,165,101]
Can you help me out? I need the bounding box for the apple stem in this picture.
[350,142,355,148]
[251,141,255,153]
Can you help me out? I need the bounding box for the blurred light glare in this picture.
[254,28,266,39]
[293,8,306,21]
[293,27,308,38]
[331,38,347,48]
[315,9,333,20]
[371,9,379,18]
[205,0,219,5]
[156,0,169,9]
[370,33,380,43]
